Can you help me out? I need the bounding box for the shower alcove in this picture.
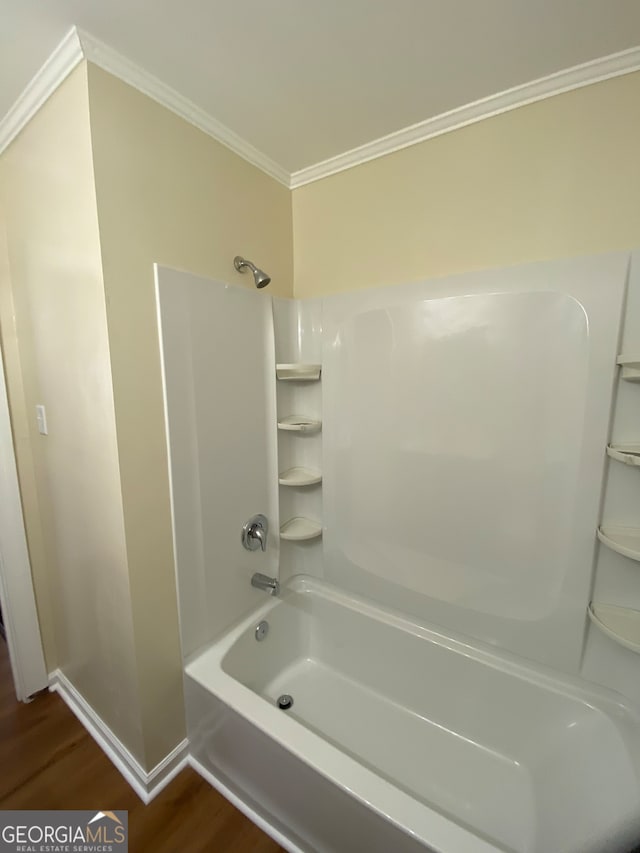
[156,251,640,853]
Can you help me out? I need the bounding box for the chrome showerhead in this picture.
[234,256,271,289]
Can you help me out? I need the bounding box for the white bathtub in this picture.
[185,576,640,853]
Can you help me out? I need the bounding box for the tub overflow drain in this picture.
[255,620,269,641]
[277,694,294,710]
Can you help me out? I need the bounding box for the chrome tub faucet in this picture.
[251,573,280,595]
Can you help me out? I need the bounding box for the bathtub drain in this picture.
[277,694,294,710]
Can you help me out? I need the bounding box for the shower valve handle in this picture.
[242,514,268,552]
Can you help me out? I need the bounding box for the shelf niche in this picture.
[280,517,322,541]
[607,444,640,467]
[617,355,640,383]
[276,363,322,381]
[278,467,322,487]
[277,415,321,433]
[597,525,640,563]
[588,603,640,655]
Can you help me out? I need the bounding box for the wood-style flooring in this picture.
[0,637,283,852]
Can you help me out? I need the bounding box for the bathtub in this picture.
[185,576,640,853]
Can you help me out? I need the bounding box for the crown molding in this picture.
[290,45,640,188]
[0,27,83,156]
[2,28,639,191]
[77,29,290,188]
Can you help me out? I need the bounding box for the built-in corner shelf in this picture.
[275,356,323,543]
[277,415,321,433]
[279,467,322,487]
[280,517,322,541]
[617,355,640,382]
[607,444,640,467]
[588,603,640,654]
[597,525,640,562]
[276,363,322,381]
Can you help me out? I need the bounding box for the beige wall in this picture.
[293,71,640,298]
[0,65,145,760]
[86,63,293,768]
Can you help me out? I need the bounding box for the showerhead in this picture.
[234,256,271,289]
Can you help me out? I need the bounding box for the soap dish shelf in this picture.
[607,444,640,467]
[588,603,640,654]
[276,363,322,381]
[280,517,322,541]
[597,525,640,562]
[279,467,322,487]
[277,415,321,433]
[617,355,640,382]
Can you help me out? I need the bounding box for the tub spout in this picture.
[251,573,280,596]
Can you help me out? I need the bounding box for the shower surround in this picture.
[156,252,640,853]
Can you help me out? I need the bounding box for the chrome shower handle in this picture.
[242,514,268,552]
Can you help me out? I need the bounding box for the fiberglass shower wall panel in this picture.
[320,253,628,673]
[155,266,279,660]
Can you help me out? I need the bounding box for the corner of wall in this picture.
[0,60,147,765]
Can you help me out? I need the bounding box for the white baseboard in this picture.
[49,669,188,804]
[48,667,300,847]
[188,756,304,853]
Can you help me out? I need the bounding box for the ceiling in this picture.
[2,0,640,175]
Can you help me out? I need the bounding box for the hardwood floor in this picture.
[0,637,283,852]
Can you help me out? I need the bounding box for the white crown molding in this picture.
[0,27,83,156]
[290,45,640,188]
[2,27,639,191]
[49,669,189,803]
[76,28,291,188]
